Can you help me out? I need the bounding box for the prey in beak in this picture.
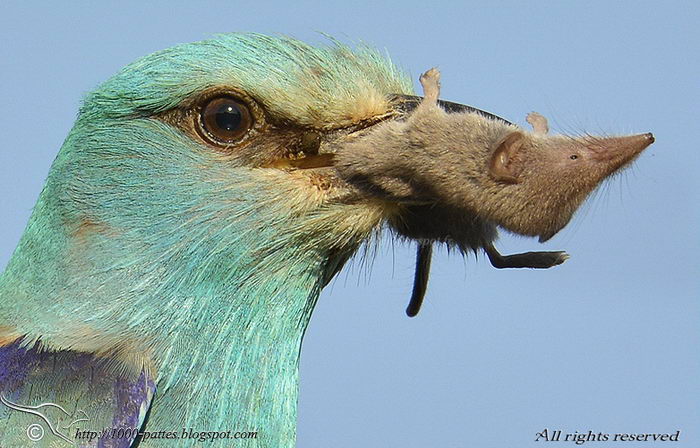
[333,68,654,316]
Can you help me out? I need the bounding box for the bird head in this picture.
[32,34,424,290]
[32,32,514,295]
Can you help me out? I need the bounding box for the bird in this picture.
[0,32,424,448]
[0,33,653,447]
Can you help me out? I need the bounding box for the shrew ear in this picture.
[489,131,524,184]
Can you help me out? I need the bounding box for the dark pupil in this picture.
[215,103,242,131]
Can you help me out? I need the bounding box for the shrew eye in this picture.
[197,96,253,145]
[570,154,579,160]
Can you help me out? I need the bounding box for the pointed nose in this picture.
[590,132,654,170]
[620,132,655,156]
[628,132,655,155]
[637,132,655,146]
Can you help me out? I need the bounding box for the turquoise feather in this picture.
[0,33,412,447]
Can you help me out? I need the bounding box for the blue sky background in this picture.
[1,1,697,447]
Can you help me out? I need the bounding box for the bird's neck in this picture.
[146,255,326,447]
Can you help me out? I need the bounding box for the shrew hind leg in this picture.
[485,243,569,269]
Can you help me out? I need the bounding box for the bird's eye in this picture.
[570,154,579,160]
[198,96,253,145]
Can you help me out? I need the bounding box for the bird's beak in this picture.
[387,94,512,125]
[278,94,510,174]
[289,95,509,168]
